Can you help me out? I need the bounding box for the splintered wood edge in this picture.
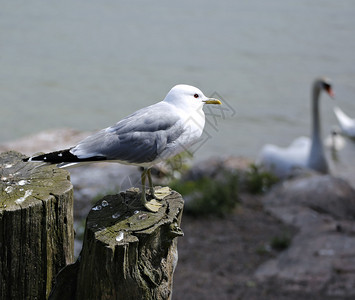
[0,151,72,211]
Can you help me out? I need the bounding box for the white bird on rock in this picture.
[256,77,334,178]
[24,85,222,212]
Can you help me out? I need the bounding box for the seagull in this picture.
[256,77,334,178]
[23,84,222,212]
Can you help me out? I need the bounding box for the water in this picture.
[1,0,355,161]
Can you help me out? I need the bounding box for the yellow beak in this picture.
[203,98,222,105]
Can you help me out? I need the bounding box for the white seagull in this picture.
[256,77,334,178]
[24,85,222,212]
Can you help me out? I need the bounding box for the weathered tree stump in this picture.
[50,187,184,300]
[0,151,74,299]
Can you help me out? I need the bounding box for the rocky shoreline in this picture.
[2,128,355,299]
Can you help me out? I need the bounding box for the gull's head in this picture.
[163,84,222,109]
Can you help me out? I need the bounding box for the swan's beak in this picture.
[326,87,335,98]
[203,98,222,105]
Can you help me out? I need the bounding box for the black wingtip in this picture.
[23,149,107,164]
[25,149,73,164]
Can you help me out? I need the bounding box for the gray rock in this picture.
[256,174,355,297]
[183,156,251,182]
[264,175,355,220]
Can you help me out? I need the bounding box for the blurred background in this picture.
[1,0,355,162]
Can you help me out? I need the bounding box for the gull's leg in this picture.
[142,167,162,213]
[140,168,148,205]
[147,168,156,198]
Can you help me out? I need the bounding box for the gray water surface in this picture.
[1,0,355,161]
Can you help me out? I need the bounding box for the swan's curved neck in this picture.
[311,86,322,143]
[308,81,328,173]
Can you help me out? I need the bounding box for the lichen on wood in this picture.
[0,151,74,299]
[51,187,184,300]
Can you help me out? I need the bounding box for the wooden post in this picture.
[50,187,184,300]
[0,151,74,299]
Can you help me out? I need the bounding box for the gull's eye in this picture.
[194,93,199,98]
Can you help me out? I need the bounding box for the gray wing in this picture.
[71,102,184,164]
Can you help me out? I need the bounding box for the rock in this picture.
[264,174,355,221]
[255,174,355,297]
[182,156,252,182]
[183,157,225,181]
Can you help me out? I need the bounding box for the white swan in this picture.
[256,77,334,178]
[333,106,355,139]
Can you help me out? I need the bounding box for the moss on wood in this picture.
[51,187,184,300]
[0,151,74,299]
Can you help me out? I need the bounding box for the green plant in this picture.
[270,233,292,251]
[171,172,239,217]
[244,164,278,194]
